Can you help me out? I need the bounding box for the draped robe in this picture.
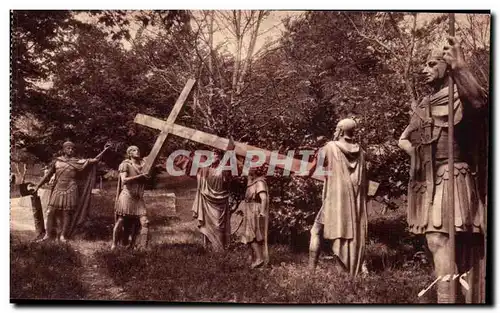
[192,167,230,252]
[316,141,367,276]
[47,157,96,237]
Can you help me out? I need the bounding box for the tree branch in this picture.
[343,12,399,59]
[404,13,418,100]
[388,13,408,50]
[236,10,265,96]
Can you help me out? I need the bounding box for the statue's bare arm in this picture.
[120,170,148,185]
[33,163,56,192]
[304,148,323,177]
[444,36,487,109]
[257,190,269,217]
[88,143,113,165]
[398,125,415,156]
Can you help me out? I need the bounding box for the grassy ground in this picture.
[10,235,87,300]
[10,176,436,303]
[94,244,435,303]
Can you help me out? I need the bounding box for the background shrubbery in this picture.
[11,11,489,244]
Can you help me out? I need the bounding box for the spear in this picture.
[447,12,456,303]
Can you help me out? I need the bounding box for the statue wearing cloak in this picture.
[46,157,97,237]
[311,138,368,276]
[192,166,231,252]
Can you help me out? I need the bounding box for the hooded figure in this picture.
[308,118,368,276]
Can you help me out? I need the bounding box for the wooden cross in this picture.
[136,78,379,194]
[134,79,319,179]
[140,79,196,173]
[135,112,320,179]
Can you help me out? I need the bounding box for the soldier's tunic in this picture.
[115,159,147,217]
[240,177,268,244]
[46,157,96,236]
[48,158,89,211]
[406,85,484,235]
[240,176,269,265]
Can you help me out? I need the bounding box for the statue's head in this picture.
[248,162,267,178]
[126,145,141,159]
[208,149,223,167]
[62,141,75,157]
[423,49,448,86]
[333,118,357,142]
[215,149,224,161]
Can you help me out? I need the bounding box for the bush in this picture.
[268,176,321,248]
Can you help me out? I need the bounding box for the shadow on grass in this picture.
[10,239,87,300]
[94,242,284,302]
[92,241,435,303]
[366,209,429,273]
[77,216,115,242]
[153,242,206,253]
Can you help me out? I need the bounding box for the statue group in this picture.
[31,35,487,304]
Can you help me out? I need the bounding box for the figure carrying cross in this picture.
[133,78,322,258]
[133,79,375,271]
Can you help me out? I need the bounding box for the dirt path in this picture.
[10,184,199,301]
[69,218,198,300]
[69,186,197,300]
[74,240,133,301]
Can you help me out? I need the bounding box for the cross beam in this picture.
[141,79,196,173]
[135,79,378,194]
[134,113,322,181]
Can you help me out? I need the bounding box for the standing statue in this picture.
[398,37,487,303]
[112,146,150,250]
[175,149,233,252]
[307,118,368,276]
[33,141,111,242]
[240,166,269,268]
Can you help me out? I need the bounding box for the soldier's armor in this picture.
[407,86,483,235]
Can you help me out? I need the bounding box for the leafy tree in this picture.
[11,10,193,166]
[11,10,73,118]
[10,10,490,244]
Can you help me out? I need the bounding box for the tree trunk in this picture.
[236,11,265,96]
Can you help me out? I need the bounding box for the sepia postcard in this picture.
[9,9,491,304]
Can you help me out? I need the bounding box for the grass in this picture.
[366,207,430,272]
[10,238,87,300]
[94,244,435,303]
[10,177,437,303]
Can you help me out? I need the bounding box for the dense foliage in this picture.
[11,11,490,238]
